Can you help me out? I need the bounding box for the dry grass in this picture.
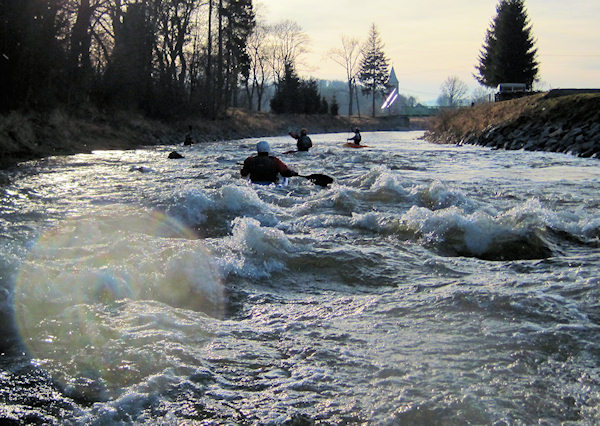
[425,92,600,144]
[426,93,546,141]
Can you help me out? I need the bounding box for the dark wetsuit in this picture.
[241,154,297,183]
[290,132,312,152]
[347,132,361,145]
[296,135,312,151]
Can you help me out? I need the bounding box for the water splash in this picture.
[13,207,224,400]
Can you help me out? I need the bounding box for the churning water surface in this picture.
[1,131,600,424]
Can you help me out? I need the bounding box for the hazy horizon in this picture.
[258,0,600,103]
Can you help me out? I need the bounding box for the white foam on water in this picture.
[210,217,298,279]
[369,170,410,198]
[165,187,215,224]
[164,183,282,228]
[4,132,600,424]
[13,208,225,401]
[351,212,386,232]
[15,208,226,312]
[500,198,557,227]
[581,217,600,238]
[83,391,159,424]
[499,198,596,240]
[394,201,556,259]
[414,180,482,213]
[218,184,272,213]
[348,165,390,189]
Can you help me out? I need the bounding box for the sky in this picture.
[257,0,600,103]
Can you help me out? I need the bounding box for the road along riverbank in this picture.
[424,91,600,158]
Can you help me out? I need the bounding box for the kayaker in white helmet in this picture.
[241,141,298,184]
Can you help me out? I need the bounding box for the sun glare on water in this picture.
[14,207,225,400]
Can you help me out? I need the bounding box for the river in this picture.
[1,131,600,424]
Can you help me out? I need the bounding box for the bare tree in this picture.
[328,35,360,115]
[266,19,309,84]
[438,75,468,107]
[244,22,271,111]
[154,0,200,86]
[471,85,493,104]
[1,0,252,115]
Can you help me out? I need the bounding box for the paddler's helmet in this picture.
[256,140,270,153]
[300,128,307,135]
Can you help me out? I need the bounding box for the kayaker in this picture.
[241,141,298,184]
[289,128,313,152]
[347,128,361,145]
[183,125,193,146]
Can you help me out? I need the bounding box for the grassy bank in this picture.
[0,108,420,170]
[424,92,600,157]
[424,94,548,143]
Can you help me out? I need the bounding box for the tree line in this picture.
[1,0,538,118]
[0,0,328,118]
[0,0,242,116]
[0,0,400,118]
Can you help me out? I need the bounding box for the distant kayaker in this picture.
[289,128,313,152]
[347,128,361,145]
[241,141,298,184]
[184,125,193,146]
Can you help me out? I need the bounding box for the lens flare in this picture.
[14,207,224,401]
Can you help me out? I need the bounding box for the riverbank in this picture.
[0,108,419,170]
[424,90,600,158]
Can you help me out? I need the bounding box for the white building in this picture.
[382,67,401,116]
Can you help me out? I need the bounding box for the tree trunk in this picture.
[372,90,376,117]
[355,82,361,118]
[206,0,214,116]
[70,0,92,72]
[347,78,353,116]
[216,0,223,115]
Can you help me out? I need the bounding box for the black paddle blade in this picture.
[303,173,334,187]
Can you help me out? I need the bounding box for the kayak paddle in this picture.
[298,173,334,187]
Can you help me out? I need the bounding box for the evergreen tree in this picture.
[270,61,301,114]
[299,79,322,114]
[475,0,538,88]
[358,24,389,117]
[270,62,327,114]
[330,96,339,116]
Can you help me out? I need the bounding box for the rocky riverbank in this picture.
[424,90,600,158]
[0,108,418,170]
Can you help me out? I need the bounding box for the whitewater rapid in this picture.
[1,131,600,423]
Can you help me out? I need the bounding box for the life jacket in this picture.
[247,155,279,182]
[297,135,312,151]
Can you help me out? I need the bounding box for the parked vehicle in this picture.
[495,83,528,102]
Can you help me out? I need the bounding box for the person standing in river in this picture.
[289,128,313,152]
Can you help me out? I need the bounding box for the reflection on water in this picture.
[1,131,600,423]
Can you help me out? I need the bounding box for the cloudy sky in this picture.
[257,0,600,103]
